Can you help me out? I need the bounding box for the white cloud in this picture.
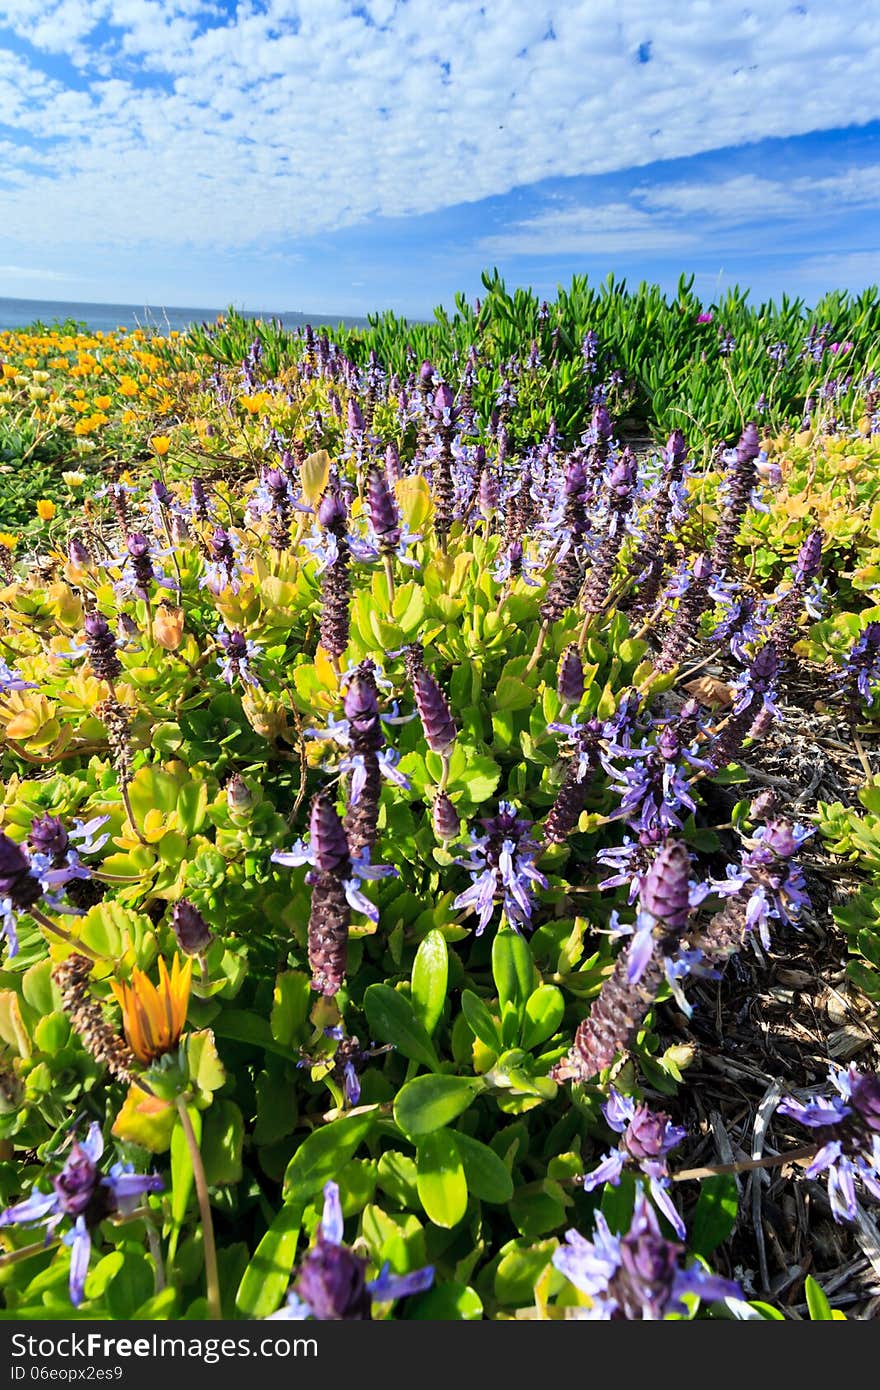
[485,165,880,257]
[794,250,880,287]
[0,0,879,258]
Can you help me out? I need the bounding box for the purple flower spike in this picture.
[639,840,692,935]
[83,613,122,684]
[411,665,457,756]
[795,528,823,581]
[68,537,90,567]
[582,1089,688,1239]
[384,442,401,483]
[431,381,455,421]
[592,405,613,440]
[737,422,761,463]
[317,489,348,532]
[366,466,401,552]
[0,1123,162,1308]
[557,645,585,706]
[310,794,352,878]
[664,429,687,467]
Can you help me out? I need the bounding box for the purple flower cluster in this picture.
[582,1089,687,1238]
[270,1181,432,1320]
[453,801,548,935]
[0,1123,162,1306]
[779,1066,880,1223]
[553,1188,740,1319]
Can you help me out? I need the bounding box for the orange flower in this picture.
[36,499,56,521]
[151,435,171,456]
[153,602,184,650]
[111,954,192,1065]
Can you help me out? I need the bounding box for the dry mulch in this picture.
[654,658,880,1317]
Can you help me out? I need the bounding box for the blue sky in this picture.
[0,0,879,317]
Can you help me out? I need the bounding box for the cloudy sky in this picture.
[1,0,879,315]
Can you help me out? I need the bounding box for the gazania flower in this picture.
[110,954,192,1064]
[36,499,56,521]
[150,435,171,456]
[0,532,18,550]
[62,471,86,488]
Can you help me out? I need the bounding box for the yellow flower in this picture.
[62,470,86,488]
[0,532,17,550]
[111,954,192,1065]
[121,409,137,425]
[95,394,112,410]
[151,435,171,456]
[36,499,56,521]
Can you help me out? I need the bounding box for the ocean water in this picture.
[0,296,369,335]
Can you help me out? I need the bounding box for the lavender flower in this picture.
[834,622,880,711]
[582,1090,687,1238]
[216,626,261,688]
[0,658,37,693]
[453,802,547,935]
[300,1027,392,1108]
[269,1181,432,1320]
[0,832,43,955]
[26,814,109,904]
[543,718,602,846]
[715,819,813,949]
[779,1065,880,1223]
[605,727,700,836]
[0,1123,162,1306]
[200,527,247,595]
[553,1189,740,1319]
[654,553,714,672]
[766,528,824,655]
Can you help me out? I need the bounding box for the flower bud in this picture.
[171,899,213,955]
[29,815,69,863]
[557,645,585,706]
[432,792,460,842]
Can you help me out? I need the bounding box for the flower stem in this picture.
[120,781,147,845]
[670,1143,819,1183]
[524,623,548,674]
[0,1237,61,1269]
[175,1096,221,1320]
[383,551,396,605]
[30,906,105,962]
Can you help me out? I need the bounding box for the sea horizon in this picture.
[0,295,375,335]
